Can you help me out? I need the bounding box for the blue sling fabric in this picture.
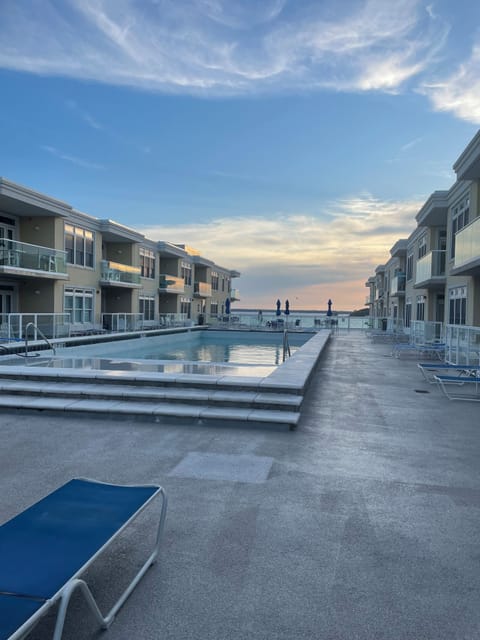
[0,594,44,640]
[0,479,158,601]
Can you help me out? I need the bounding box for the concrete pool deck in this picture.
[1,331,480,639]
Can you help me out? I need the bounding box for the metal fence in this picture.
[444,324,480,365]
[0,313,70,341]
[410,321,444,345]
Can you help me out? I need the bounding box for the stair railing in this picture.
[23,322,56,357]
[282,328,291,362]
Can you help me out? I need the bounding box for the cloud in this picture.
[66,99,103,130]
[0,0,448,95]
[401,137,422,152]
[140,193,422,308]
[420,44,480,124]
[41,145,105,170]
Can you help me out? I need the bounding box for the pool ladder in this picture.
[23,322,56,357]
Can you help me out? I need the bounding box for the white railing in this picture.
[454,216,480,269]
[158,274,185,294]
[415,250,446,285]
[444,324,480,365]
[390,274,405,295]
[410,320,444,345]
[0,313,70,342]
[100,260,141,285]
[206,312,370,331]
[0,239,67,274]
[158,313,188,327]
[101,313,143,332]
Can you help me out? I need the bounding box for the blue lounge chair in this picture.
[0,478,167,640]
[434,374,480,401]
[417,362,480,383]
[392,342,445,359]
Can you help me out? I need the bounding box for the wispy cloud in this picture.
[139,192,421,308]
[401,137,422,152]
[420,44,480,124]
[66,99,103,130]
[41,145,105,170]
[0,0,449,96]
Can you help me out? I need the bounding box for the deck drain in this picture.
[414,389,430,394]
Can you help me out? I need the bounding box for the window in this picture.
[139,295,155,321]
[210,301,218,316]
[405,300,412,328]
[449,287,467,325]
[64,287,94,323]
[406,253,413,281]
[418,236,427,259]
[139,248,155,279]
[450,196,470,259]
[181,262,192,286]
[180,296,191,319]
[416,295,425,322]
[211,271,219,291]
[65,224,94,267]
[221,277,225,292]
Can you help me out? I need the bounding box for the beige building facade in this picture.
[0,178,239,332]
[366,129,480,332]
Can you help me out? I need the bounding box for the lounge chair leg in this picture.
[53,579,109,640]
[52,487,168,640]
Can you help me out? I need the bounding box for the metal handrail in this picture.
[282,328,291,362]
[24,322,56,357]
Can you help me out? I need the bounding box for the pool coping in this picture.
[0,329,331,394]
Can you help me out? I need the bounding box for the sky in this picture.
[1,0,480,311]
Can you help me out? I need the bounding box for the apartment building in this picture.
[366,129,480,331]
[0,178,239,332]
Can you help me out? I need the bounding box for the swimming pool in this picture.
[7,330,312,377]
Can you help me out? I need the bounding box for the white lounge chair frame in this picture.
[434,374,480,402]
[417,362,480,384]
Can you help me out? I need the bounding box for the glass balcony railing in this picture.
[100,260,141,285]
[158,274,185,293]
[454,217,480,269]
[194,281,212,297]
[390,274,405,296]
[229,288,240,301]
[415,250,446,285]
[0,239,67,274]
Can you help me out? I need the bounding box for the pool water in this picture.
[56,330,310,366]
[3,330,313,377]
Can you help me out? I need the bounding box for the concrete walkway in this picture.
[1,331,480,639]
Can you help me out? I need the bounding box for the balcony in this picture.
[414,250,446,289]
[0,239,67,279]
[390,273,406,297]
[229,288,240,301]
[100,260,141,286]
[194,281,212,298]
[451,216,480,275]
[159,274,185,294]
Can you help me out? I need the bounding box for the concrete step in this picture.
[0,379,302,411]
[0,394,300,427]
[0,367,302,396]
